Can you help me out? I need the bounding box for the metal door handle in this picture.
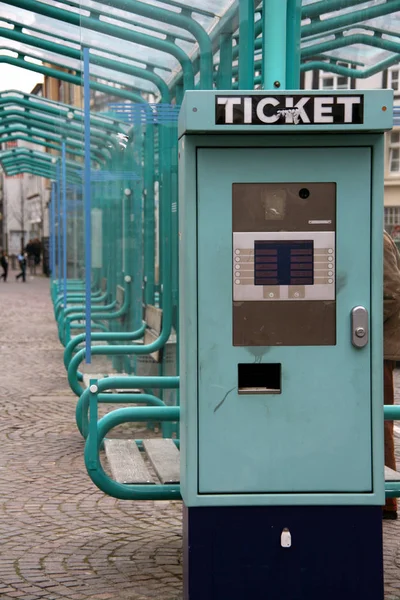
[351,306,368,348]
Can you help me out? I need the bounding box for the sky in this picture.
[0,65,43,94]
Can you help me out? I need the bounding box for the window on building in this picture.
[320,63,351,90]
[385,207,400,227]
[388,68,400,93]
[389,130,400,173]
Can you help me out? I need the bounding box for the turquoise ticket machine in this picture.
[179,90,393,600]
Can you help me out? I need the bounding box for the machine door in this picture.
[197,147,372,495]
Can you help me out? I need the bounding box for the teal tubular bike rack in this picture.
[63,278,132,346]
[35,9,194,372]
[85,402,181,500]
[77,385,169,438]
[65,67,176,396]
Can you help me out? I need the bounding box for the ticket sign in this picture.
[215,94,364,125]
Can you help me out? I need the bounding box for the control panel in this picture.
[233,231,335,301]
[232,182,336,346]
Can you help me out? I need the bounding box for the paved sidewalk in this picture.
[0,276,399,599]
[0,277,182,600]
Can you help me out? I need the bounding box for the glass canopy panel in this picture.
[301,0,400,67]
[0,4,182,80]
[0,37,157,92]
[0,14,174,75]
[18,0,238,86]
[73,0,191,373]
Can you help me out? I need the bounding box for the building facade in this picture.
[0,83,49,258]
[302,64,400,236]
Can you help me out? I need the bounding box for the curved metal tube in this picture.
[114,0,213,89]
[0,27,171,104]
[59,303,116,343]
[301,33,400,61]
[0,112,116,150]
[5,0,195,91]
[85,405,181,500]
[77,389,166,437]
[63,323,146,373]
[63,282,132,345]
[0,93,125,135]
[0,55,145,104]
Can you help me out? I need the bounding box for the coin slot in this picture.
[238,363,281,394]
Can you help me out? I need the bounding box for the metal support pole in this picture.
[50,181,56,278]
[83,47,92,364]
[239,0,255,90]
[62,141,67,309]
[132,122,144,331]
[286,0,302,89]
[218,33,233,89]
[262,0,288,90]
[144,123,155,304]
[57,161,61,290]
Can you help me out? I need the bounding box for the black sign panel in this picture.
[215,94,364,125]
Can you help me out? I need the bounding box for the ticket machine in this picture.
[178,90,393,600]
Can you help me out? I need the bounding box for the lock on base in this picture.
[351,306,369,348]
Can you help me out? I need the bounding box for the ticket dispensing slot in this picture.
[238,363,281,394]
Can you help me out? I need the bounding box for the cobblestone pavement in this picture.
[0,275,400,599]
[0,276,182,600]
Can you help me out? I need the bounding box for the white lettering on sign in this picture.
[314,97,334,123]
[244,97,252,123]
[216,97,242,123]
[215,94,364,125]
[336,96,362,123]
[256,97,280,123]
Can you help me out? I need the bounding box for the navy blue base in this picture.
[183,505,383,600]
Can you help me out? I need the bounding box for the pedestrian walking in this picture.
[25,238,42,276]
[0,251,8,282]
[15,252,27,283]
[383,230,400,519]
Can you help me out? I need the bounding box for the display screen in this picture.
[254,240,314,286]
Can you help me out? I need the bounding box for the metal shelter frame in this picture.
[1,0,400,503]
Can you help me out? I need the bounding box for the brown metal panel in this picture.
[233,300,336,346]
[232,182,336,232]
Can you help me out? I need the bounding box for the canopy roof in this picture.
[0,0,399,99]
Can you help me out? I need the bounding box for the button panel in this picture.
[233,231,335,301]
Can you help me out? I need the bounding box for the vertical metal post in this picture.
[176,84,184,106]
[83,47,92,364]
[239,0,255,90]
[217,33,233,89]
[132,122,144,331]
[262,0,288,90]
[62,141,67,309]
[56,161,61,291]
[286,0,302,88]
[50,181,56,278]
[144,122,155,304]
